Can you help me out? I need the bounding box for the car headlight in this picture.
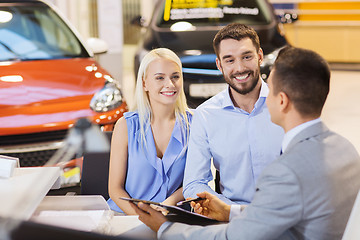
[90,82,123,112]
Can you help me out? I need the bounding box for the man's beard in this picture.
[223,68,260,95]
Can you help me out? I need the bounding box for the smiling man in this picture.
[182,23,284,205]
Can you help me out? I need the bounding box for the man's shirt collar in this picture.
[222,79,268,109]
[282,118,321,153]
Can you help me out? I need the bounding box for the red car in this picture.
[0,0,127,168]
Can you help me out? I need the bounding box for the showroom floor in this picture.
[121,45,360,154]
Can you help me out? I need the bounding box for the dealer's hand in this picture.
[191,191,231,222]
[130,202,167,232]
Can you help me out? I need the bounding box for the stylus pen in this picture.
[176,197,205,206]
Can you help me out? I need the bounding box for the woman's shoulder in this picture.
[123,111,139,120]
[123,111,141,133]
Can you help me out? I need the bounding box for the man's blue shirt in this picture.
[183,81,284,205]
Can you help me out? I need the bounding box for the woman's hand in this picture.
[131,202,168,232]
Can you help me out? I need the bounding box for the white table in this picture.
[109,215,156,239]
[0,167,60,220]
[31,195,156,239]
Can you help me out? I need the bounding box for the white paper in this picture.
[32,210,110,233]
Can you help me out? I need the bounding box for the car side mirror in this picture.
[86,38,108,55]
[131,15,147,27]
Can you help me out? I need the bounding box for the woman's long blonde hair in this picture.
[132,48,191,148]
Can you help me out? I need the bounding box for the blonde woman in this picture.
[107,48,192,214]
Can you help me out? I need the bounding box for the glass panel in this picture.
[0,4,88,61]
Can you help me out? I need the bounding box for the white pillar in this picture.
[97,0,123,85]
[141,0,156,24]
[97,0,123,52]
[48,0,90,39]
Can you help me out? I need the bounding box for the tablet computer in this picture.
[120,197,221,226]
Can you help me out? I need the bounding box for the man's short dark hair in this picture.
[213,23,261,58]
[272,47,330,117]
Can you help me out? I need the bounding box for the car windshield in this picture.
[156,0,272,28]
[0,3,88,62]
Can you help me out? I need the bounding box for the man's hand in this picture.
[191,192,231,222]
[130,202,167,232]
